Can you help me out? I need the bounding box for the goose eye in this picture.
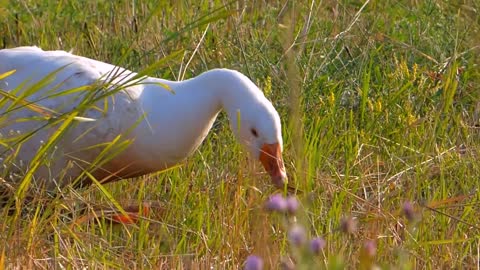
[250,128,258,138]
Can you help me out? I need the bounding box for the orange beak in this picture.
[259,143,287,188]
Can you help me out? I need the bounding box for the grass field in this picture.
[1,0,480,269]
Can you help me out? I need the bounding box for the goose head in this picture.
[217,70,287,188]
[234,103,287,188]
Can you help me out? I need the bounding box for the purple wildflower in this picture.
[265,194,287,213]
[244,255,263,270]
[286,196,299,214]
[362,240,377,257]
[288,224,307,246]
[310,237,326,254]
[402,201,415,221]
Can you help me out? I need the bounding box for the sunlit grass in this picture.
[1,0,479,269]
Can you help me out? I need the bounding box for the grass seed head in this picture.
[280,257,296,270]
[340,216,358,235]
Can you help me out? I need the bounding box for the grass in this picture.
[1,0,480,268]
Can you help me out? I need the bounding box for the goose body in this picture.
[0,46,286,189]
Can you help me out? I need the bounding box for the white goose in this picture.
[0,46,287,191]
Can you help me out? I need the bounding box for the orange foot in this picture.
[107,202,151,224]
[71,201,159,227]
